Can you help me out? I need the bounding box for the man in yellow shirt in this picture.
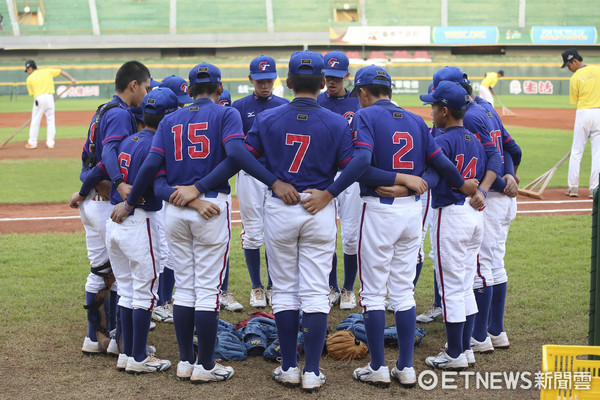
[479,70,504,106]
[562,48,600,198]
[25,60,76,149]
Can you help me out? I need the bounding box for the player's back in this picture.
[232,93,289,134]
[432,126,487,208]
[151,98,242,191]
[245,98,353,193]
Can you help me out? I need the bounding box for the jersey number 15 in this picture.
[173,123,211,161]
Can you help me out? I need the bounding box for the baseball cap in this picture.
[288,51,324,75]
[561,48,580,68]
[349,65,392,97]
[159,75,193,104]
[149,78,161,89]
[249,55,278,80]
[24,59,36,72]
[129,105,144,122]
[189,63,222,85]
[422,82,435,105]
[432,66,470,88]
[419,81,470,110]
[323,50,350,78]
[141,87,179,116]
[218,88,231,106]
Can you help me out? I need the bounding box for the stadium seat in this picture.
[411,50,432,62]
[390,50,411,62]
[345,51,364,63]
[367,50,388,64]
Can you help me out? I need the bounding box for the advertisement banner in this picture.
[433,26,498,44]
[336,26,431,45]
[497,27,531,44]
[531,26,597,44]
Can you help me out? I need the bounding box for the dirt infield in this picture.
[0,107,587,235]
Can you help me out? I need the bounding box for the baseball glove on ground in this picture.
[326,330,368,361]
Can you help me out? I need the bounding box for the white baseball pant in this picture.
[28,93,56,147]
[79,189,117,293]
[431,200,483,323]
[478,86,494,106]
[473,193,516,289]
[264,193,337,315]
[105,209,160,310]
[568,108,600,191]
[418,190,433,264]
[236,171,268,249]
[358,196,422,312]
[156,204,174,274]
[166,194,231,311]
[334,171,361,255]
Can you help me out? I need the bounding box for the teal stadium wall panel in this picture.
[18,0,93,35]
[363,0,440,27]
[96,0,170,34]
[176,0,267,34]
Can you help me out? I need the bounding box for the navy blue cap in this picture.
[422,82,435,105]
[561,48,580,68]
[249,55,278,80]
[159,75,193,104]
[129,105,144,122]
[323,50,350,78]
[432,66,470,88]
[349,65,392,97]
[288,51,324,75]
[218,89,231,106]
[24,59,37,72]
[142,87,179,116]
[419,81,470,110]
[189,63,222,85]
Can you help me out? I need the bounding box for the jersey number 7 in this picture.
[286,133,310,173]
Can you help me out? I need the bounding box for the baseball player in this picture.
[24,59,76,149]
[234,51,372,392]
[348,67,476,387]
[218,88,232,106]
[478,70,503,107]
[561,48,600,198]
[110,62,263,383]
[158,75,194,107]
[317,50,361,309]
[70,61,151,356]
[232,55,289,308]
[419,81,494,370]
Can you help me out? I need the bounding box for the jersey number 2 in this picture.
[173,123,210,161]
[286,133,310,173]
[392,131,414,169]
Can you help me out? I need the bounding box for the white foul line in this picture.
[518,199,592,205]
[517,208,591,214]
[0,216,243,223]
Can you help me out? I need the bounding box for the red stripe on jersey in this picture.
[503,135,512,144]
[153,170,166,180]
[357,203,367,312]
[102,135,125,145]
[476,254,487,287]
[436,209,448,322]
[150,147,165,154]
[222,133,245,144]
[245,144,260,158]
[97,161,107,175]
[146,218,158,310]
[355,141,373,151]
[338,156,352,167]
[426,147,442,160]
[481,141,495,148]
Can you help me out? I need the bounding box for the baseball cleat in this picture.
[328,287,341,306]
[249,287,267,308]
[266,288,273,307]
[220,292,243,312]
[301,370,326,392]
[176,361,194,380]
[25,143,37,149]
[470,336,494,353]
[149,321,156,330]
[190,362,234,383]
[425,351,468,371]
[106,337,120,356]
[489,331,510,349]
[272,366,301,387]
[353,364,391,388]
[125,354,171,374]
[81,337,104,355]
[416,304,443,323]
[46,144,55,149]
[391,365,417,388]
[116,354,129,371]
[152,304,174,323]
[339,289,357,310]
[566,187,579,197]
[464,349,476,367]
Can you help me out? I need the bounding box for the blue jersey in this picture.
[474,96,521,166]
[317,90,360,125]
[81,95,137,176]
[431,126,487,209]
[106,128,162,211]
[353,99,443,197]
[232,93,289,134]
[149,98,244,192]
[245,97,353,193]
[463,101,502,177]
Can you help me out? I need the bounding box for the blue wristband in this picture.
[124,202,134,213]
[477,187,487,198]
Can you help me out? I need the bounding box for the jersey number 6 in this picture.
[286,133,310,173]
[173,123,210,161]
